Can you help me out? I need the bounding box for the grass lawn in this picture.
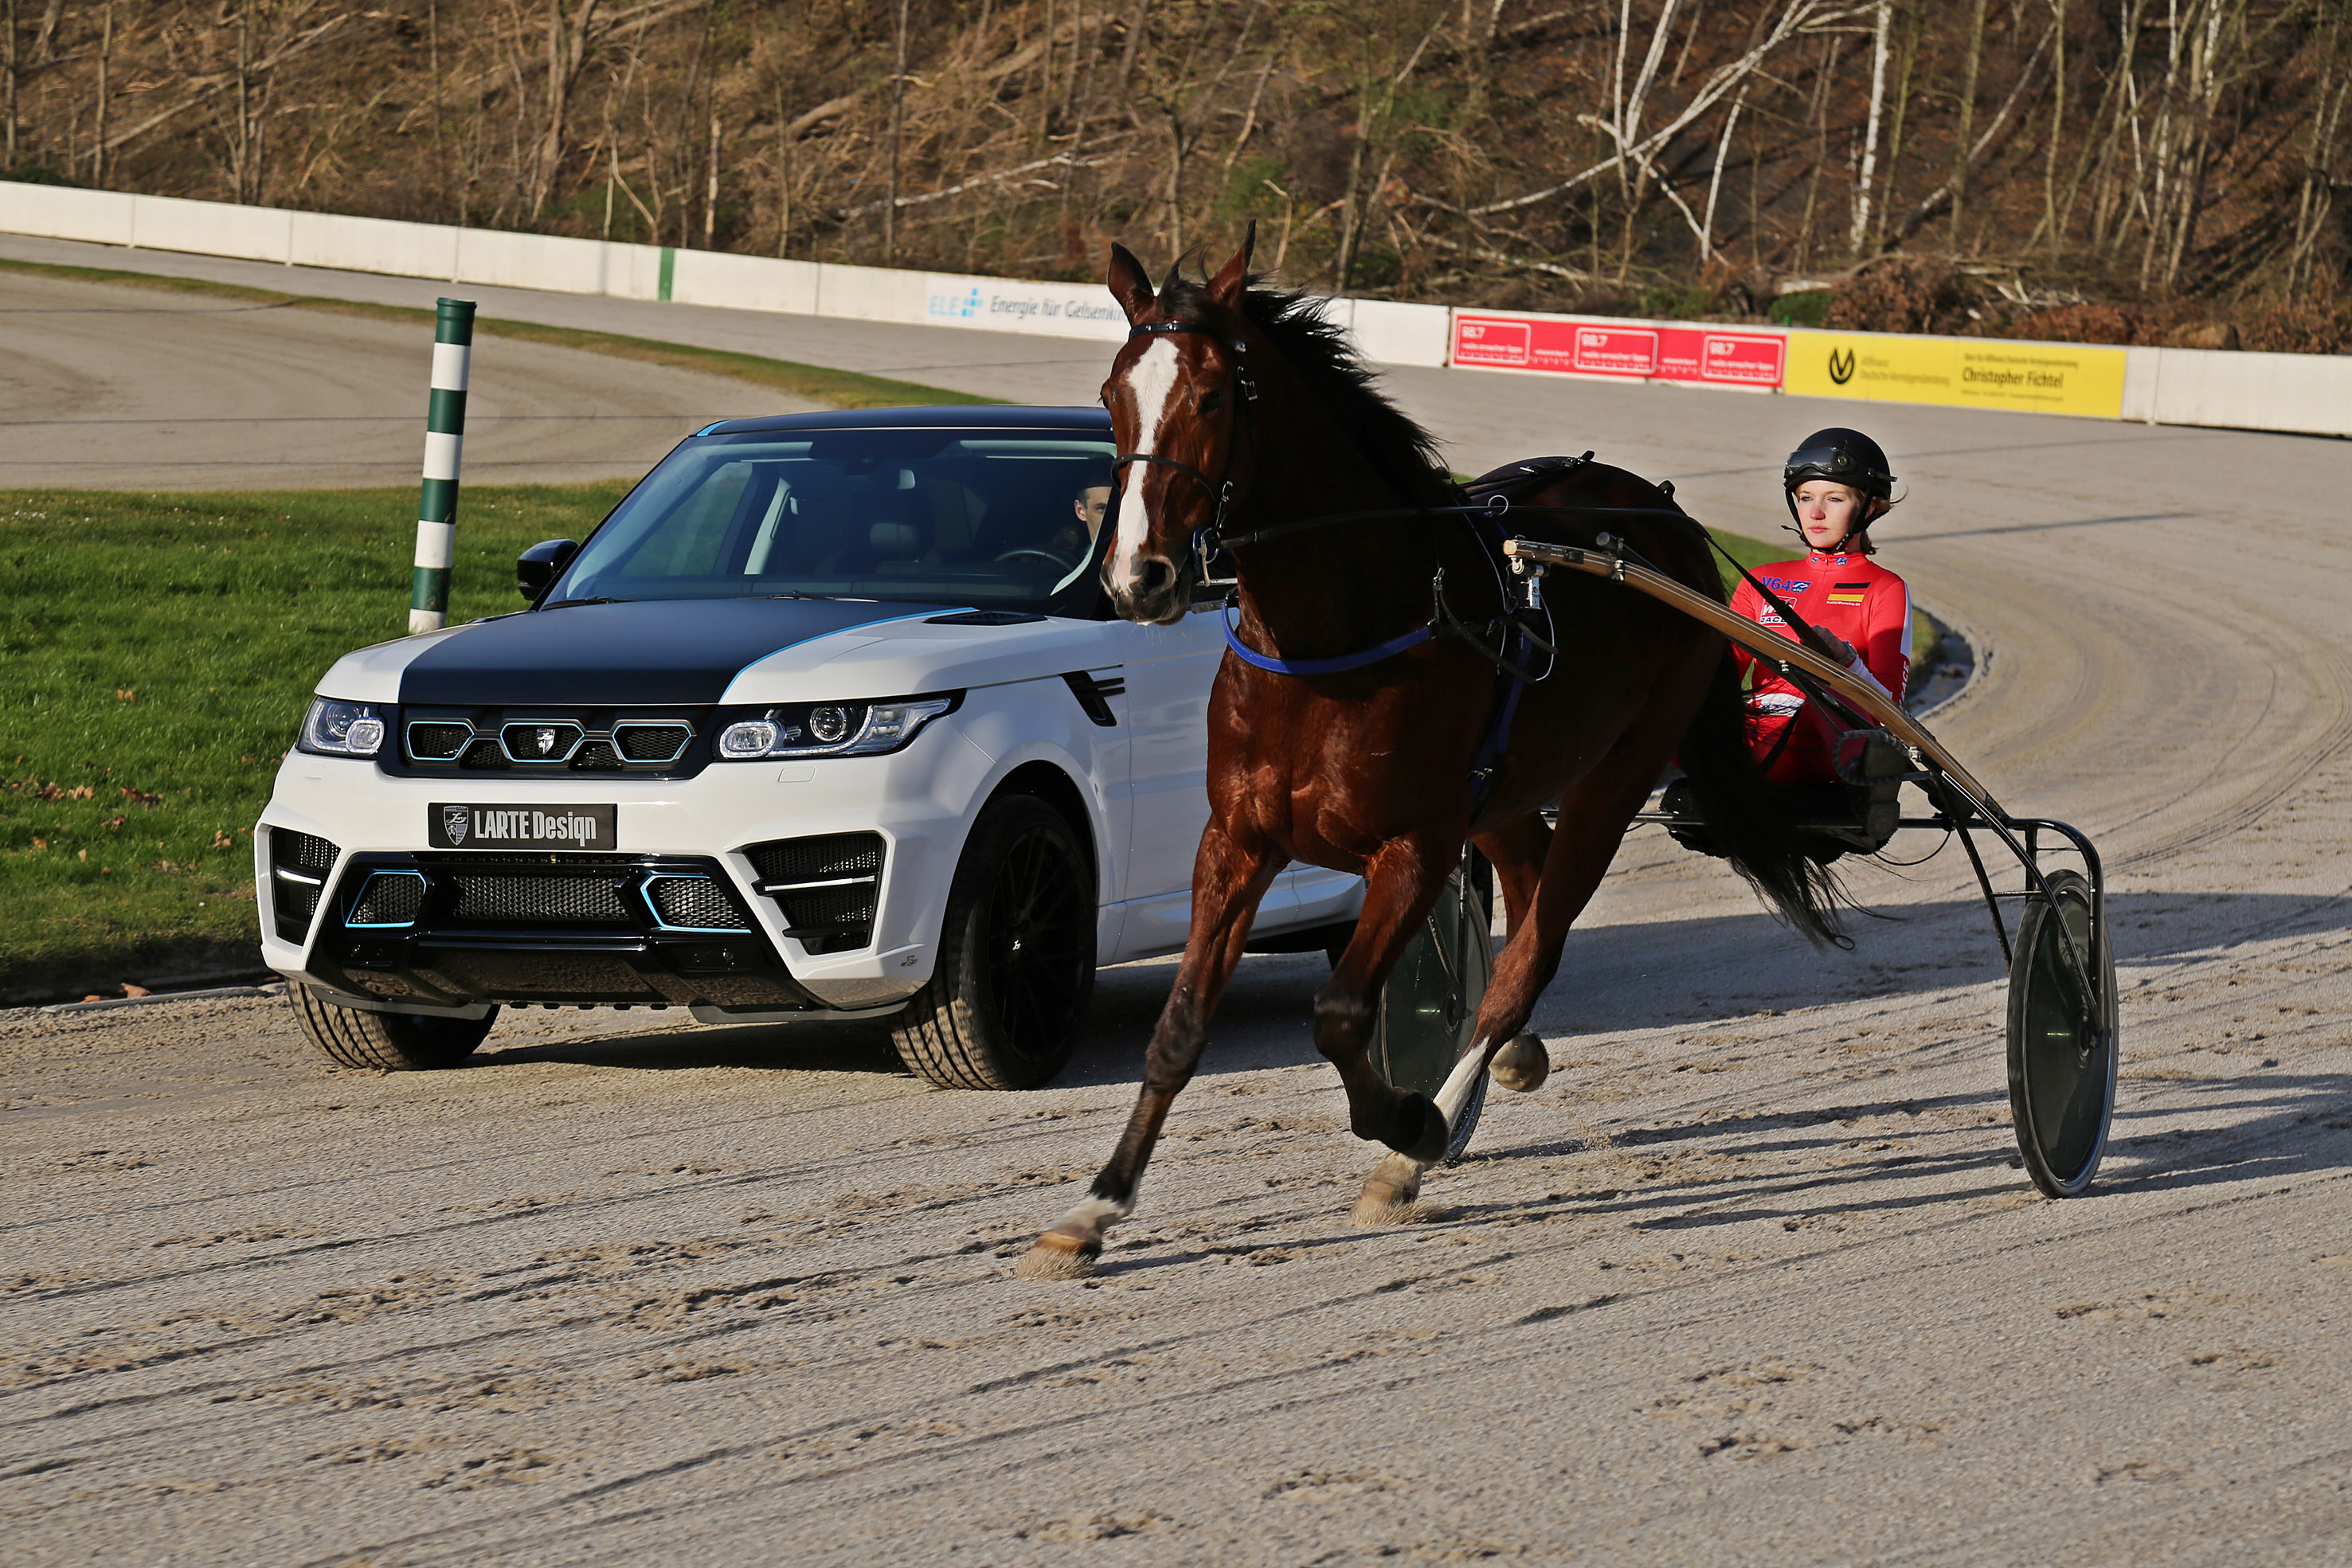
[1,484,626,998]
[0,486,1923,1001]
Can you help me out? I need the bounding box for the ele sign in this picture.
[1452,312,1786,389]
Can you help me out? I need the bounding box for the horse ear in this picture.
[1106,243,1156,323]
[1206,221,1256,311]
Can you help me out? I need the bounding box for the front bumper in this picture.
[256,735,1004,1015]
[298,849,829,1015]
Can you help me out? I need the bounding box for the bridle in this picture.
[1109,318,1257,559]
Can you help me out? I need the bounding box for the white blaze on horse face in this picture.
[1110,337,1181,587]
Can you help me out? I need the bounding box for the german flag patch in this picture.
[1826,581,1869,606]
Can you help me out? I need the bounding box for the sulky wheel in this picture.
[2006,868,2119,1198]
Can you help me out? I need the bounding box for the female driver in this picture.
[1730,427,1912,787]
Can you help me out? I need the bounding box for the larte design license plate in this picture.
[430,804,616,850]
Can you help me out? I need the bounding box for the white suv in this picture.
[255,407,1361,1088]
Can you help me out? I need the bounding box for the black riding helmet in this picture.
[1782,427,1895,538]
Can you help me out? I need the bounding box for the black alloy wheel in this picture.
[891,794,1097,1090]
[2006,869,2119,1198]
[290,982,498,1070]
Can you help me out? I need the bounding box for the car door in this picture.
[1113,600,1225,905]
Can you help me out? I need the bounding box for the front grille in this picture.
[406,721,472,761]
[746,832,885,955]
[616,722,693,761]
[269,828,339,943]
[397,714,702,773]
[349,871,425,926]
[448,872,629,924]
[647,877,749,931]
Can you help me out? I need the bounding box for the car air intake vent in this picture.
[746,832,885,886]
[570,741,624,770]
[449,873,629,925]
[349,871,425,927]
[460,737,510,770]
[615,722,694,761]
[407,721,472,761]
[746,832,885,955]
[647,876,749,931]
[268,828,339,944]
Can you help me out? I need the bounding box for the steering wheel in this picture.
[994,549,1074,568]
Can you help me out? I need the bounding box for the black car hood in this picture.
[400,597,956,706]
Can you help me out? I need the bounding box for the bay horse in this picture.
[1016,229,1842,1279]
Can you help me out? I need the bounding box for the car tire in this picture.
[289,983,497,1071]
[890,793,1096,1090]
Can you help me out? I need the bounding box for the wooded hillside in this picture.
[6,2,2348,347]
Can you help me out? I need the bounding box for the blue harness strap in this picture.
[1216,493,1552,816]
[1220,600,1436,675]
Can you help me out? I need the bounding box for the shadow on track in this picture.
[454,891,2352,1089]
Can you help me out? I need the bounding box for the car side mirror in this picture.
[516,538,579,599]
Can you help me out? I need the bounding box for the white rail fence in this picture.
[2,182,2344,438]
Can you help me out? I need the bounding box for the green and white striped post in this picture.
[408,297,476,634]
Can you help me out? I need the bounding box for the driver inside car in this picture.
[1042,482,1111,565]
[1730,427,1913,786]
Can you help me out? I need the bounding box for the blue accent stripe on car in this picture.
[399,598,957,706]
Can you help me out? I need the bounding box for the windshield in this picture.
[546,428,1117,613]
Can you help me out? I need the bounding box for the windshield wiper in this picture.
[538,596,631,609]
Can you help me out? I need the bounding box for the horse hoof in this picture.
[1351,1179,1422,1227]
[1014,1232,1099,1281]
[1490,1032,1551,1093]
[1351,1154,1424,1226]
[1387,1094,1451,1163]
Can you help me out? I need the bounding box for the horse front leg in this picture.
[1016,819,1282,1281]
[1317,835,1458,1179]
[1349,780,1645,1227]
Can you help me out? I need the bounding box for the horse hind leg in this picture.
[1471,813,1555,1096]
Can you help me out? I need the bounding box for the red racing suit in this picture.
[1727,549,1912,784]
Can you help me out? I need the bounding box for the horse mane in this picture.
[1159,272,1455,509]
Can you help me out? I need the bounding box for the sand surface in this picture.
[4,242,2350,1564]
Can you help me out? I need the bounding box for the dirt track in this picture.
[5,244,2351,1565]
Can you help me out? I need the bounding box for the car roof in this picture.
[694,405,1110,438]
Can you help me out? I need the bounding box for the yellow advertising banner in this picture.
[1784,330,2127,418]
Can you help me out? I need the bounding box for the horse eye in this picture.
[1200,389,1224,413]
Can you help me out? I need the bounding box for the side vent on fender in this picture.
[745,832,886,956]
[269,828,339,944]
[1060,671,1125,727]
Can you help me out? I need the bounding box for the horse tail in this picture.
[1674,652,1849,948]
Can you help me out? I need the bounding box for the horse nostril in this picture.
[1132,556,1176,598]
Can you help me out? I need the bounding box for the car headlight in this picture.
[716,695,958,760]
[298,698,386,757]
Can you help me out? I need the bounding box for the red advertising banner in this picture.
[1452,313,1786,390]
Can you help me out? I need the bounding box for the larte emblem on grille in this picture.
[440,804,471,845]
[533,727,560,757]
